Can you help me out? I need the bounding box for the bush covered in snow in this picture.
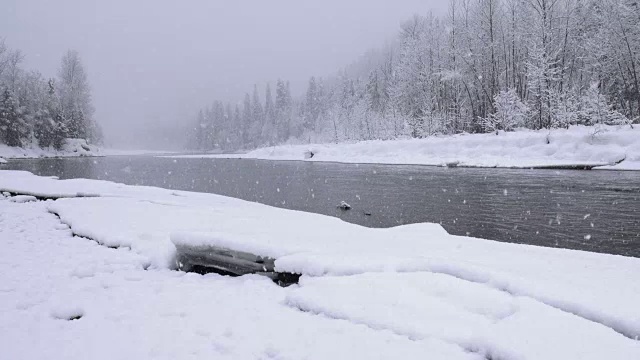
[484,89,529,133]
[578,84,630,127]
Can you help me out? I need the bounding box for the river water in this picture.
[3,156,639,257]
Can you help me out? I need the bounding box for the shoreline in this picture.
[167,155,634,171]
[4,151,633,171]
[0,149,181,161]
[167,125,640,171]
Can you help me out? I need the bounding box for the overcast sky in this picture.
[1,0,446,147]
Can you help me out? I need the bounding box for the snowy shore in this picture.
[0,144,180,162]
[0,139,101,160]
[169,125,640,170]
[1,170,639,359]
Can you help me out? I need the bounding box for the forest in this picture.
[0,41,100,150]
[191,0,639,151]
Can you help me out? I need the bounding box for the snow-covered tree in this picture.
[262,83,276,145]
[0,42,98,150]
[275,79,292,142]
[185,0,639,149]
[392,15,431,138]
[578,84,630,126]
[526,44,561,129]
[550,91,579,129]
[34,79,67,149]
[58,50,99,142]
[0,87,25,147]
[484,88,529,132]
[241,93,252,147]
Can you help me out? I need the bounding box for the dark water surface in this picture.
[3,156,639,257]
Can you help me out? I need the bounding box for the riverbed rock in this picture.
[337,201,351,210]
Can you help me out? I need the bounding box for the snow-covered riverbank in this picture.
[1,170,639,359]
[0,143,181,162]
[0,139,101,160]
[170,125,640,170]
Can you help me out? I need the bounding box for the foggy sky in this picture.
[1,0,447,148]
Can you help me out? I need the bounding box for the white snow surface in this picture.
[1,199,469,360]
[287,273,640,360]
[0,138,100,159]
[1,170,640,359]
[167,125,640,170]
[0,157,7,164]
[8,195,38,203]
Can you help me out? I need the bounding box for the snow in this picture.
[167,125,640,170]
[597,160,640,171]
[1,199,468,360]
[0,139,100,159]
[0,142,182,160]
[287,273,640,360]
[8,195,38,203]
[1,170,640,359]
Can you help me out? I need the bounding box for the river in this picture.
[3,155,639,257]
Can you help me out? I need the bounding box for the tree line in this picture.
[192,0,638,151]
[0,39,100,150]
